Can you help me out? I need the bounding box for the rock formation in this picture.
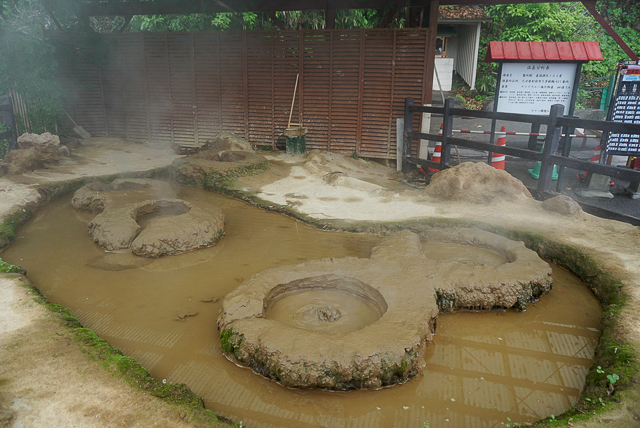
[218,228,552,390]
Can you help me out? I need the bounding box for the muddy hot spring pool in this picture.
[1,186,602,428]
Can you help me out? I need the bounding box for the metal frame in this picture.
[402,97,640,199]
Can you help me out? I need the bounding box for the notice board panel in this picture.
[605,63,640,156]
[496,62,577,115]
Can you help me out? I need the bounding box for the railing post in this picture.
[556,116,578,192]
[537,104,564,198]
[441,97,455,169]
[527,123,541,150]
[402,97,414,174]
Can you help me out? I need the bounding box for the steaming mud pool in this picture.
[1,185,602,428]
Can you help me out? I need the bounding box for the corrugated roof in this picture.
[484,41,603,62]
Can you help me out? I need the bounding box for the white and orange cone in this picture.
[577,144,603,182]
[491,126,506,170]
[427,124,443,173]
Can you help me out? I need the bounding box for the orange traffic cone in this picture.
[427,124,443,173]
[577,144,603,182]
[491,126,506,170]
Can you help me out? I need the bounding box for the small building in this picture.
[434,6,488,91]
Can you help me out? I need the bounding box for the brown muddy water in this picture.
[1,186,602,428]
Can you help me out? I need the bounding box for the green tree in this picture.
[128,12,270,32]
[0,0,62,133]
[125,8,405,33]
[485,3,596,42]
[597,0,640,30]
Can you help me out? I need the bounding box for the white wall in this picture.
[454,23,481,90]
[433,57,454,91]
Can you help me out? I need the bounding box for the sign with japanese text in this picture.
[496,62,577,115]
[605,63,640,155]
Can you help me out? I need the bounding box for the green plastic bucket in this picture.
[284,127,307,155]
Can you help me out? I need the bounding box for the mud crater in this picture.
[263,275,387,334]
[218,228,553,390]
[72,178,225,257]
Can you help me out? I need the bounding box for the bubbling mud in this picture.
[264,275,386,334]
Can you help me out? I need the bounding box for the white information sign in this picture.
[496,62,577,115]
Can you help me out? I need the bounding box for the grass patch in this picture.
[220,328,243,361]
[0,207,33,249]
[0,258,24,274]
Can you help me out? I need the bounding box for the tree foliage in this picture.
[597,0,640,30]
[0,0,62,133]
[486,3,595,42]
[126,8,403,33]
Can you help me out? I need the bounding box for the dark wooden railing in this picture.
[402,97,640,200]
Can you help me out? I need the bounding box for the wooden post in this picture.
[424,0,439,105]
[402,97,414,174]
[0,95,17,149]
[527,123,541,150]
[325,0,336,30]
[441,98,455,169]
[537,104,565,198]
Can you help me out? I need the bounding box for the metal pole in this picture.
[556,117,578,192]
[488,62,503,163]
[402,97,415,174]
[537,104,565,198]
[557,63,583,190]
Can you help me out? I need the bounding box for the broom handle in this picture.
[61,108,79,127]
[288,73,299,128]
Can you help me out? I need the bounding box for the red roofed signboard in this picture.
[484,41,603,62]
[485,41,603,116]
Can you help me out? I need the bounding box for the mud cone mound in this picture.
[426,162,532,204]
[72,179,224,257]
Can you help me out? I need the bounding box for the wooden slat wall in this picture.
[57,29,429,159]
[193,33,222,141]
[145,34,172,145]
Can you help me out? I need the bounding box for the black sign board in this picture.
[605,60,640,155]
